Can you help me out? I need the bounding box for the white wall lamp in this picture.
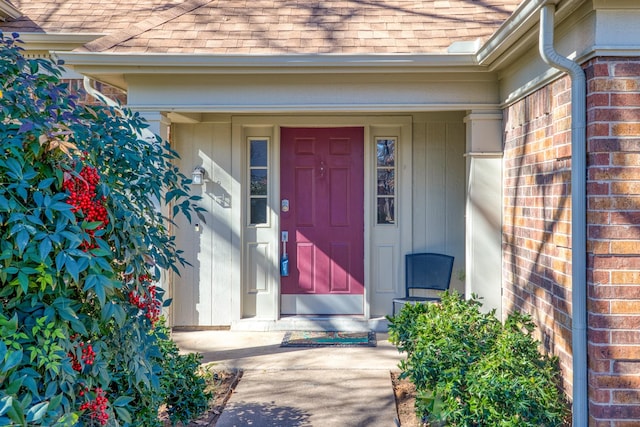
[191,166,206,185]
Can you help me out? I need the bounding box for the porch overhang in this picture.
[53,52,484,91]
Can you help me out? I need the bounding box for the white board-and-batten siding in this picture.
[170,113,466,327]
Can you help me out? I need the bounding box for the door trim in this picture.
[231,115,412,323]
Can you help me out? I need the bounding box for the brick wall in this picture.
[585,57,640,426]
[503,58,640,425]
[502,76,574,399]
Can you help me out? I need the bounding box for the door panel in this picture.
[280,127,364,305]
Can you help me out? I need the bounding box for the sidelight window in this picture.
[249,138,269,225]
[376,137,396,224]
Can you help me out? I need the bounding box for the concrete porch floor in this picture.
[171,330,404,426]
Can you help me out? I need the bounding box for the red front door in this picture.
[280,127,364,313]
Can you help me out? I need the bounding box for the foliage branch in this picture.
[0,31,207,426]
[388,292,570,426]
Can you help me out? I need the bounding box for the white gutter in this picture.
[54,52,483,75]
[539,4,588,426]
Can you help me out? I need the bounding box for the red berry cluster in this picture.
[79,386,109,426]
[128,280,161,325]
[63,165,109,250]
[68,336,96,372]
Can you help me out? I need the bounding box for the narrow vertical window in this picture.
[249,138,268,225]
[376,137,396,224]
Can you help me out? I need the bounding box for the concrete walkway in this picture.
[171,330,403,427]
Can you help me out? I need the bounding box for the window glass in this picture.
[249,138,269,225]
[377,197,395,225]
[375,137,396,224]
[377,170,394,196]
[250,139,267,167]
[377,139,395,167]
[250,198,268,224]
[250,169,268,196]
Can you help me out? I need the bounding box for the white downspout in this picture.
[539,4,588,426]
[83,76,119,108]
[83,77,157,143]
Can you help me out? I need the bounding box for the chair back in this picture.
[406,252,454,292]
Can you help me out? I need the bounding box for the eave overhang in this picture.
[477,0,584,71]
[18,32,105,52]
[0,1,21,21]
[53,52,486,90]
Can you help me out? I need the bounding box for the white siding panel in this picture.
[411,113,466,295]
[172,121,234,327]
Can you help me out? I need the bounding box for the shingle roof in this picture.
[3,0,522,54]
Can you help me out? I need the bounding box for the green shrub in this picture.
[155,323,212,425]
[0,31,207,426]
[388,292,570,426]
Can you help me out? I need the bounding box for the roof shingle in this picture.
[2,0,522,54]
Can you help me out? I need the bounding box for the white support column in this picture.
[464,111,503,316]
[134,111,175,324]
[137,111,170,143]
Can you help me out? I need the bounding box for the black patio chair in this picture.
[392,252,455,316]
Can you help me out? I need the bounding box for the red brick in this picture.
[588,123,612,138]
[611,300,640,314]
[592,373,640,389]
[612,422,640,427]
[611,271,640,284]
[589,314,640,329]
[588,152,611,166]
[611,93,640,107]
[611,241,640,254]
[586,62,611,78]
[610,210,640,224]
[613,361,640,375]
[588,93,611,108]
[611,330,640,344]
[612,390,640,404]
[589,403,640,420]
[592,256,640,270]
[589,285,640,300]
[589,387,613,403]
[589,225,640,239]
[590,107,640,122]
[589,329,611,344]
[588,417,612,427]
[612,123,640,137]
[614,62,640,77]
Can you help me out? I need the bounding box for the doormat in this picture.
[281,331,376,347]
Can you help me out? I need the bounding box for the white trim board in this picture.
[281,295,364,315]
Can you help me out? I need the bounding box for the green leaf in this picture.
[6,377,24,395]
[115,406,132,424]
[112,396,134,407]
[4,158,23,180]
[3,349,23,373]
[38,238,52,261]
[26,401,48,422]
[0,396,12,416]
[48,394,62,411]
[53,412,79,427]
[16,229,29,253]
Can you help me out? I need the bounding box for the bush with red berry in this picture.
[0,32,207,426]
